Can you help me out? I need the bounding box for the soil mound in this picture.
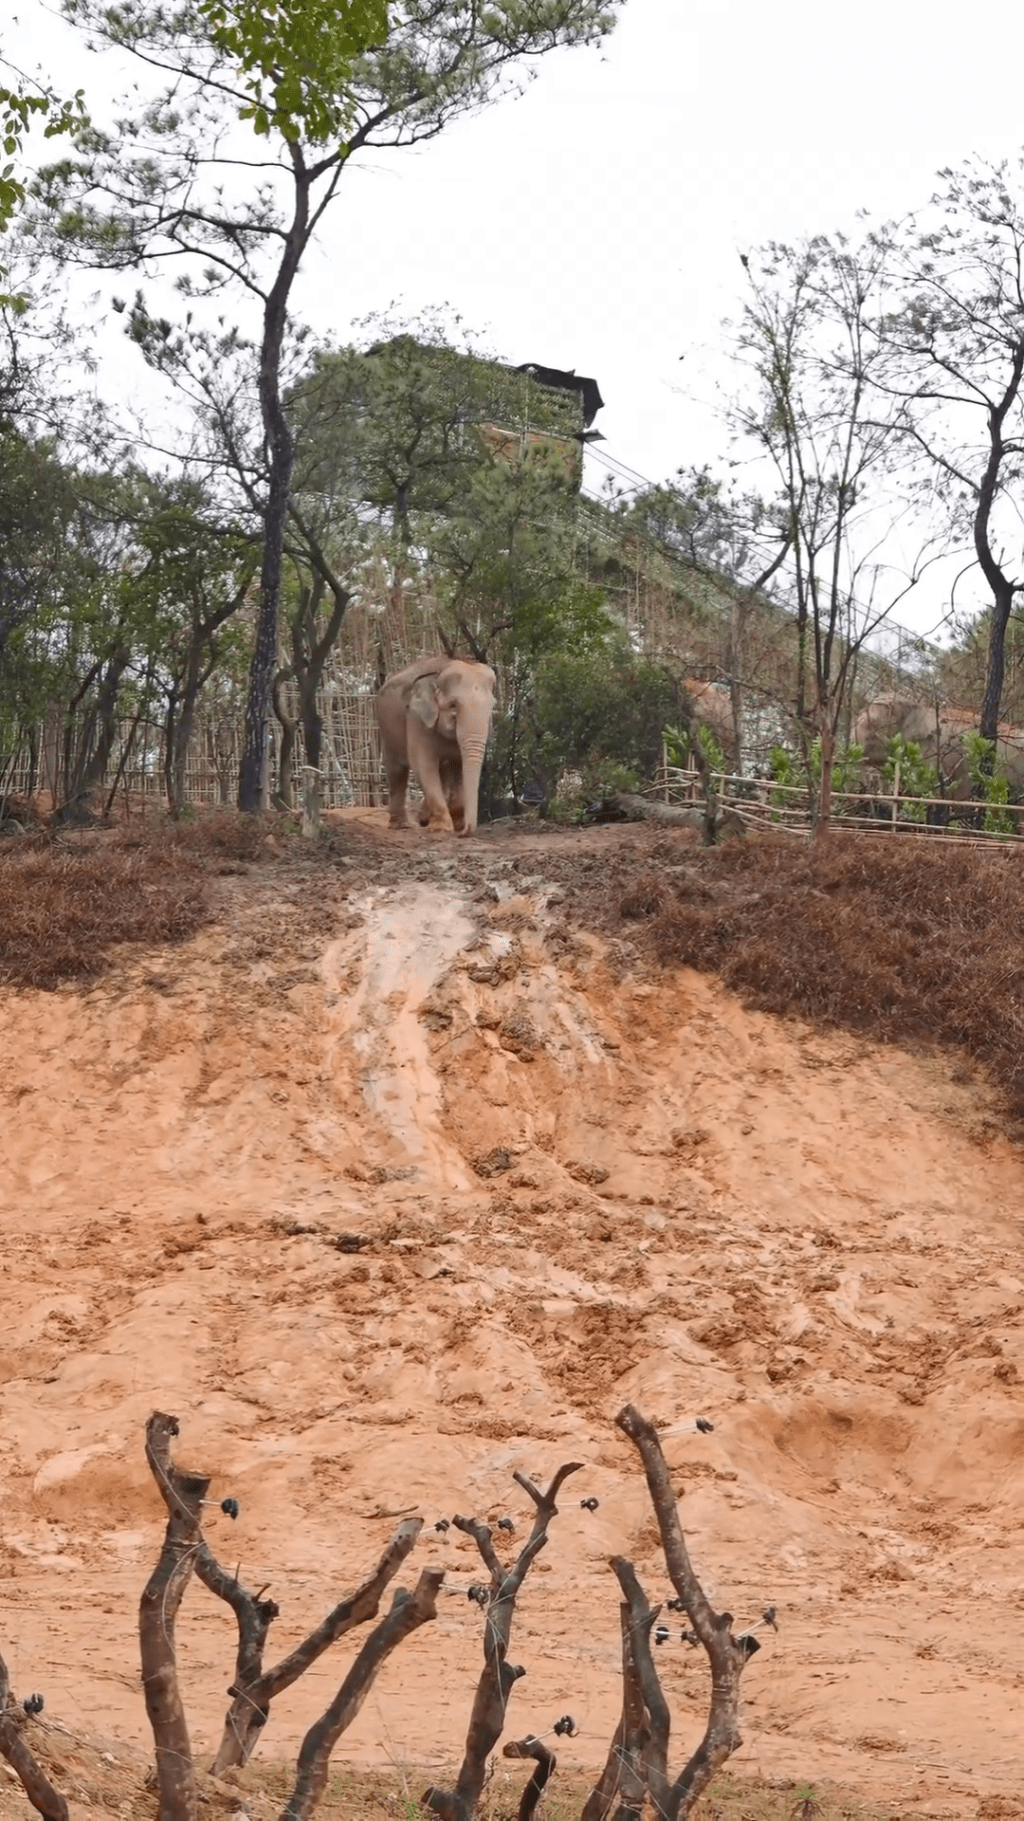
[2,814,1022,1816]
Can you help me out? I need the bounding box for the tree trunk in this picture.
[980,577,1016,748]
[271,669,298,810]
[59,645,132,823]
[163,690,180,816]
[297,672,322,834]
[814,716,835,836]
[238,163,310,812]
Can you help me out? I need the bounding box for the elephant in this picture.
[853,695,1024,798]
[375,655,497,837]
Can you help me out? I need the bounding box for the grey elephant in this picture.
[375,655,496,836]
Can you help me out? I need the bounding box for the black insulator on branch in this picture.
[681,1628,700,1647]
[497,1516,515,1532]
[434,1519,450,1533]
[553,1715,578,1737]
[467,1583,490,1607]
[666,1596,686,1612]
[220,1497,240,1520]
[22,1694,44,1716]
[762,1604,779,1631]
[696,1417,714,1434]
[579,1497,599,1511]
[654,1624,670,1646]
[734,1632,761,1659]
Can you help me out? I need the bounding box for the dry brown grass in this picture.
[0,1720,903,1821]
[616,833,1024,1119]
[0,840,209,990]
[118,805,278,863]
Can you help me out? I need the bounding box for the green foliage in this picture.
[548,754,638,823]
[768,738,863,809]
[882,733,937,823]
[294,318,581,539]
[197,0,387,143]
[0,76,86,232]
[663,719,728,774]
[530,640,692,799]
[963,730,1015,834]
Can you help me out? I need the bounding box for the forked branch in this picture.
[422,1460,583,1821]
[280,1566,444,1821]
[198,1516,423,1773]
[615,1405,753,1819]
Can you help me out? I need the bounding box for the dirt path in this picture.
[2,817,1023,1815]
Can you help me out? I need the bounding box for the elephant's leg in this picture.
[441,758,466,830]
[408,725,455,833]
[384,759,412,830]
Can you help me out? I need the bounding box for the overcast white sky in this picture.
[8,0,1024,632]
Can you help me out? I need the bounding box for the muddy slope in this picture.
[1,817,1023,1815]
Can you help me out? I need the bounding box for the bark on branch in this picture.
[502,1736,556,1821]
[615,1405,751,1819]
[279,1567,444,1821]
[139,1412,210,1821]
[0,1655,69,1821]
[422,1461,583,1821]
[199,1516,424,1773]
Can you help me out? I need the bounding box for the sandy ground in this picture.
[2,813,1024,1816]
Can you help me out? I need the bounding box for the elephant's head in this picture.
[408,659,496,836]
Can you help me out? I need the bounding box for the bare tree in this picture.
[873,157,1024,748]
[197,1516,424,1773]
[280,1564,443,1820]
[422,1410,766,1821]
[422,1461,583,1820]
[139,1412,444,1821]
[731,233,940,829]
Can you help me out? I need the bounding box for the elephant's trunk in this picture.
[457,735,488,836]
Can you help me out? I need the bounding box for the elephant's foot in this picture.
[388,813,413,830]
[424,810,456,833]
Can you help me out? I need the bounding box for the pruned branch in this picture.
[611,1601,650,1821]
[502,1736,556,1821]
[139,1412,210,1821]
[615,1406,750,1820]
[280,1566,444,1821]
[423,1462,583,1821]
[581,1710,625,1821]
[199,1516,424,1773]
[611,1559,670,1813]
[0,1656,68,1821]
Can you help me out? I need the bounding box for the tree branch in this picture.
[280,1567,444,1821]
[0,1656,69,1821]
[502,1736,557,1821]
[423,1462,582,1821]
[615,1406,749,1820]
[201,1516,424,1773]
[139,1412,210,1821]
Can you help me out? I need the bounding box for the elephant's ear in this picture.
[409,676,440,728]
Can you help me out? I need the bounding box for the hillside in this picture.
[2,814,1023,1819]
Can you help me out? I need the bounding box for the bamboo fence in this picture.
[648,763,1024,847]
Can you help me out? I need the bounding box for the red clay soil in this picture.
[1,813,1023,1818]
